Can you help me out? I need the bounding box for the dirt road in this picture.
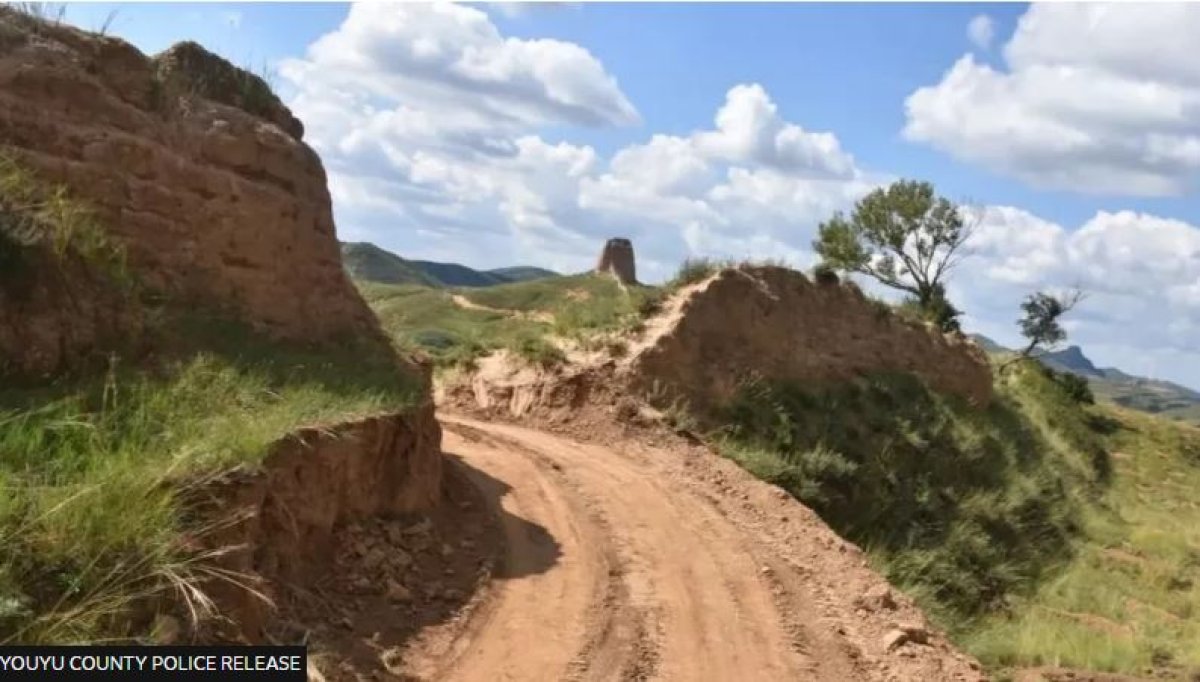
[397,415,984,682]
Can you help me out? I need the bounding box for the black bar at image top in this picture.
[0,646,306,680]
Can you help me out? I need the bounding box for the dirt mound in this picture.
[442,265,993,429]
[177,404,444,644]
[0,8,379,344]
[630,265,992,417]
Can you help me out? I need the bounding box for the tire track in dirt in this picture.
[396,424,651,681]
[427,416,812,681]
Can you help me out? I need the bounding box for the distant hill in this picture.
[340,242,559,288]
[971,334,1200,424]
[487,266,562,284]
[1040,345,1101,376]
[340,242,441,287]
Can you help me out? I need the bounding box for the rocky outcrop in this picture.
[181,403,443,643]
[0,9,378,343]
[595,237,637,285]
[630,266,993,416]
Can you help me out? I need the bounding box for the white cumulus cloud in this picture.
[906,4,1200,196]
[280,2,1200,389]
[281,3,875,280]
[954,206,1200,387]
[966,14,994,50]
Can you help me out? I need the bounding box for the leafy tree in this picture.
[1003,289,1086,370]
[814,179,975,332]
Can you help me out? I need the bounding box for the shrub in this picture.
[510,335,565,369]
[605,339,629,358]
[669,257,720,288]
[1039,365,1095,405]
[812,262,840,286]
[637,289,665,317]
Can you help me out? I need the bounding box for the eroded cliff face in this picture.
[0,12,448,644]
[0,9,377,344]
[180,405,444,643]
[631,266,993,416]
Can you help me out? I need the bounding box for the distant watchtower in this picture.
[595,238,638,285]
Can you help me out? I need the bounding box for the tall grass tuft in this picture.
[0,312,422,644]
[0,154,129,286]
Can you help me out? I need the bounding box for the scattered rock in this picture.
[379,648,404,675]
[403,518,433,536]
[857,584,898,612]
[386,580,412,603]
[363,548,387,571]
[389,549,413,570]
[882,623,930,653]
[898,622,929,645]
[882,629,909,652]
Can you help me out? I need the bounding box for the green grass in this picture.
[0,153,129,287]
[510,334,567,369]
[359,282,549,369]
[458,272,661,335]
[0,312,422,644]
[964,407,1200,677]
[360,274,663,369]
[715,358,1200,677]
[718,362,1106,623]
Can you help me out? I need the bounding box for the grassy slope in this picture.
[358,274,662,368]
[965,406,1200,676]
[0,311,422,644]
[718,358,1200,678]
[719,365,1104,620]
[0,157,422,643]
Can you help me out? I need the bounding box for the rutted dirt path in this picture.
[394,415,985,682]
[449,294,555,324]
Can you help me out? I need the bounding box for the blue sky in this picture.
[58,3,1200,388]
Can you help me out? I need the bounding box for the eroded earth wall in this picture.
[0,10,377,348]
[632,266,993,415]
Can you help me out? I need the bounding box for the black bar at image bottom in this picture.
[0,647,306,680]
